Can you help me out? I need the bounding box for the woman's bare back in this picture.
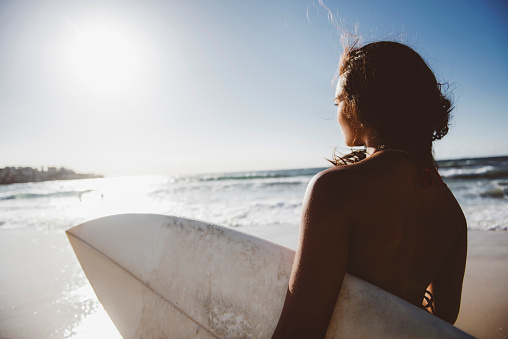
[342,150,467,318]
[272,150,467,338]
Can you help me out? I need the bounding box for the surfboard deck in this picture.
[66,214,473,338]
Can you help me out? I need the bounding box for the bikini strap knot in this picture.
[422,289,435,314]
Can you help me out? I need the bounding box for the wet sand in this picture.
[0,230,121,339]
[0,228,507,338]
[455,231,508,338]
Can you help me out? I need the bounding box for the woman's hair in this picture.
[330,41,453,168]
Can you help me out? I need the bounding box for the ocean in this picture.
[1,155,508,232]
[1,156,507,338]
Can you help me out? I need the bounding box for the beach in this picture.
[455,231,508,338]
[0,229,121,338]
[1,228,507,338]
[1,160,507,338]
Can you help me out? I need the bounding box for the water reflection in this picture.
[68,307,121,338]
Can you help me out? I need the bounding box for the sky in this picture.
[0,0,507,176]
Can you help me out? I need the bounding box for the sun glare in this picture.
[68,26,139,93]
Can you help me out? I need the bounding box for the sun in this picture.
[68,26,139,93]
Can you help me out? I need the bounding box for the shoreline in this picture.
[0,228,507,338]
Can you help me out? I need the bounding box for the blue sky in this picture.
[0,0,507,176]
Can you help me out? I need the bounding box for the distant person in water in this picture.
[272,41,467,338]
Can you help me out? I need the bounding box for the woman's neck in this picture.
[361,135,435,167]
[362,132,385,157]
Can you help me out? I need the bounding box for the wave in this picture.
[0,190,99,201]
[479,188,507,199]
[191,157,508,182]
[195,167,326,182]
[437,155,508,180]
[437,155,508,169]
[260,180,306,187]
[440,167,508,180]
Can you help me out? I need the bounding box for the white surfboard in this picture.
[66,214,473,338]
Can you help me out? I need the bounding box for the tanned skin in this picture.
[271,76,467,338]
[271,152,467,338]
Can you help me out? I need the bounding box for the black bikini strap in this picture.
[422,290,435,314]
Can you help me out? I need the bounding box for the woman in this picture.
[272,41,467,338]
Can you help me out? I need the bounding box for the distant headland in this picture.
[0,167,103,185]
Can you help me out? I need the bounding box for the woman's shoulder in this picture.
[310,164,362,191]
[305,162,374,208]
[308,153,425,209]
[313,152,406,186]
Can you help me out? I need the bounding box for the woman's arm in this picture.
[429,221,467,324]
[272,171,352,338]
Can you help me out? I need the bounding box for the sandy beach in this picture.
[0,227,507,338]
[455,231,508,338]
[0,229,121,339]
